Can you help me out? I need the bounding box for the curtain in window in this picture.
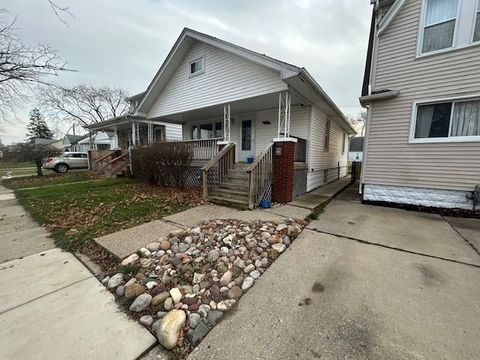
[423,0,458,53]
[451,101,480,137]
[415,105,434,138]
[425,0,458,25]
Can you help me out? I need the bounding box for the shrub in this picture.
[131,142,193,187]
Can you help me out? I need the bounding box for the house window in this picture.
[342,132,346,154]
[474,0,480,42]
[189,57,204,76]
[413,98,480,141]
[324,119,331,152]
[421,0,458,53]
[191,122,223,140]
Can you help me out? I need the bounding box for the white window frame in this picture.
[417,0,480,57]
[409,94,480,143]
[417,0,461,56]
[188,57,204,77]
[472,0,480,43]
[191,120,223,140]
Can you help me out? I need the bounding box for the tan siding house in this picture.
[361,0,480,210]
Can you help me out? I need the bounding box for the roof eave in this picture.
[298,69,357,135]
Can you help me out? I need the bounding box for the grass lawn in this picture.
[2,170,94,190]
[0,160,37,177]
[14,177,203,251]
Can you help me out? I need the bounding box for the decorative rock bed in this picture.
[100,218,306,355]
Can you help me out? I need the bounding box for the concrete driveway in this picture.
[189,185,480,360]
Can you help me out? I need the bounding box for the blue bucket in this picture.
[260,199,270,209]
[246,155,254,164]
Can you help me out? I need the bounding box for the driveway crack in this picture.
[308,228,480,269]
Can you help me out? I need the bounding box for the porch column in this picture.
[131,121,137,147]
[272,138,297,203]
[277,91,291,138]
[223,104,231,142]
[147,121,153,144]
[113,126,119,149]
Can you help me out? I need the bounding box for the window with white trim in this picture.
[474,0,480,42]
[414,99,480,140]
[191,122,222,140]
[420,0,480,54]
[324,119,331,152]
[342,132,346,154]
[189,57,204,76]
[421,0,458,53]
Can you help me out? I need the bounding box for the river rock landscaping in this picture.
[100,218,306,355]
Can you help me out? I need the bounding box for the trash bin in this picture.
[246,155,254,164]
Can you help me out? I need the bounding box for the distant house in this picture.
[77,132,116,151]
[348,137,364,162]
[34,138,64,150]
[62,134,89,152]
[360,0,480,210]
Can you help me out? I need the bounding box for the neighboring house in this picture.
[77,131,116,151]
[348,137,364,162]
[89,28,356,207]
[34,138,64,150]
[87,92,183,149]
[360,0,480,210]
[62,134,90,152]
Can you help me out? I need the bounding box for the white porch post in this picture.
[147,121,153,144]
[131,121,137,147]
[113,126,119,149]
[223,104,231,142]
[277,91,291,139]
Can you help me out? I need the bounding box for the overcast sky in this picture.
[1,0,371,145]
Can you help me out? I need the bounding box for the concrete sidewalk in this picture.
[189,184,480,360]
[0,184,156,360]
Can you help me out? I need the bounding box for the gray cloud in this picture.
[1,0,371,143]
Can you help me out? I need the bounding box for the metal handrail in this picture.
[247,143,274,209]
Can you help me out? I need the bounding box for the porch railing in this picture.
[246,142,274,209]
[94,149,121,172]
[178,138,222,161]
[202,143,235,199]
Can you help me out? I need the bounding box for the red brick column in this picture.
[272,140,296,203]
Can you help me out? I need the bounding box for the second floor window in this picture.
[422,0,458,53]
[474,1,480,42]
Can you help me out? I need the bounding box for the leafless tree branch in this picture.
[48,0,75,27]
[39,85,130,129]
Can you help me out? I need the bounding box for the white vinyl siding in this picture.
[307,106,348,191]
[165,124,182,141]
[182,106,310,160]
[147,41,287,118]
[366,0,480,192]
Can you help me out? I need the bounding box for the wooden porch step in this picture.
[211,188,249,200]
[218,183,249,192]
[206,196,249,210]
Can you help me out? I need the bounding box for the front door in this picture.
[239,119,253,162]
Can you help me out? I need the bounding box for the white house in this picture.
[89,28,356,208]
[348,137,364,162]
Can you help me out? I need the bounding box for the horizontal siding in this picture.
[165,124,182,140]
[307,106,348,191]
[366,0,480,192]
[147,40,287,118]
[181,106,310,159]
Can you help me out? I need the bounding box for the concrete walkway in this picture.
[189,184,480,360]
[96,178,351,260]
[0,184,156,360]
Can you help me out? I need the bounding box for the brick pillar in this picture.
[272,140,296,203]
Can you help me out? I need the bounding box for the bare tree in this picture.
[39,85,130,128]
[47,1,75,27]
[0,10,70,121]
[349,111,367,136]
[10,142,61,176]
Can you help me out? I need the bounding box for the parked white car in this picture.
[43,152,89,173]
